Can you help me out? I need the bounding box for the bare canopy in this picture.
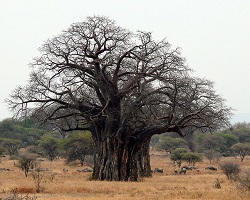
[8,16,232,181]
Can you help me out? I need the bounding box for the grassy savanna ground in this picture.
[0,151,249,200]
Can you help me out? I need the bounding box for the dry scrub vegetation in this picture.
[0,151,249,200]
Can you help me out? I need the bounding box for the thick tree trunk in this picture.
[92,133,152,181]
[137,139,152,177]
[91,122,178,181]
[92,136,120,181]
[183,127,196,152]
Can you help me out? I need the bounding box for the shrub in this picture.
[17,153,38,177]
[220,162,240,180]
[1,188,37,200]
[236,169,250,191]
[32,169,45,193]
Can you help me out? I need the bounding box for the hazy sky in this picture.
[0,0,250,123]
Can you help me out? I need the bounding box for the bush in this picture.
[220,162,240,180]
[236,169,250,191]
[32,169,45,193]
[1,188,37,200]
[17,153,38,177]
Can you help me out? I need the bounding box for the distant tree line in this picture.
[151,122,250,163]
[0,117,93,165]
[1,117,250,167]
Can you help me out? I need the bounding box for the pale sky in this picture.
[0,0,250,123]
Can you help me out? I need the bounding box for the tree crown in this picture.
[7,16,232,139]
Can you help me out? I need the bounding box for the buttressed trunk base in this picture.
[92,135,152,181]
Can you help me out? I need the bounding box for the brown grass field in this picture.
[0,151,250,200]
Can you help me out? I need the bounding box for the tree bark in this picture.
[92,136,120,181]
[91,124,184,181]
[183,127,196,152]
[137,139,152,177]
[91,130,152,181]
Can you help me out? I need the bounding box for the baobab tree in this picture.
[8,16,232,181]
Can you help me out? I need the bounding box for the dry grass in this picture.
[0,152,250,200]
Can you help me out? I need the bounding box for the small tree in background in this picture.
[230,143,250,162]
[200,134,226,154]
[221,162,240,180]
[156,136,188,153]
[203,149,222,164]
[60,131,93,166]
[32,168,45,193]
[170,148,188,167]
[230,122,250,143]
[181,152,203,166]
[0,138,21,155]
[39,133,59,161]
[17,153,38,177]
[217,133,238,150]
